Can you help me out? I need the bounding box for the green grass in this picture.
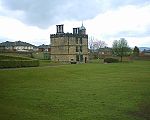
[0,61,150,120]
[39,60,64,67]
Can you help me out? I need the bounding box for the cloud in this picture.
[113,28,150,38]
[125,37,150,47]
[0,0,101,28]
[1,0,150,29]
[0,0,150,47]
[0,15,56,45]
[85,4,150,43]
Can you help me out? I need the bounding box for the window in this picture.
[80,37,82,44]
[76,37,78,44]
[76,46,78,52]
[80,55,83,62]
[76,55,79,61]
[80,46,82,52]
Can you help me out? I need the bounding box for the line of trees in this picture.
[89,37,140,62]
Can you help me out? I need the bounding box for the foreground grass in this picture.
[39,60,67,67]
[0,61,150,120]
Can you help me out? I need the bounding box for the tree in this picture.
[92,40,107,50]
[133,46,140,56]
[89,38,107,59]
[112,38,131,62]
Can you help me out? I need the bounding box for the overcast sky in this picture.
[0,0,150,47]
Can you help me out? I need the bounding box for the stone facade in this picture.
[50,24,88,63]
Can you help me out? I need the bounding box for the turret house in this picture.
[50,24,88,63]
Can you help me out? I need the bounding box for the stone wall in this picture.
[50,33,88,63]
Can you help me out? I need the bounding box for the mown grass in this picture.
[0,60,150,120]
[39,60,64,67]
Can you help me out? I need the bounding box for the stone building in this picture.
[50,24,88,63]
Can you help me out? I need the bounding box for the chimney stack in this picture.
[56,24,64,34]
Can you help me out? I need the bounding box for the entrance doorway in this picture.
[85,57,87,63]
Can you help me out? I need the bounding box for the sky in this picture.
[0,0,150,47]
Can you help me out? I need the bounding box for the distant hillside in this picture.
[139,47,150,51]
[0,41,36,47]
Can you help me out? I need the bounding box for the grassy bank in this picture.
[0,60,150,120]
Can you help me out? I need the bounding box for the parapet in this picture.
[50,33,88,38]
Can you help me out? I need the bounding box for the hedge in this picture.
[104,58,119,63]
[0,54,39,68]
[0,54,30,60]
[0,60,39,68]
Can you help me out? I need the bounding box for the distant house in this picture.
[0,41,37,52]
[98,47,112,58]
[0,45,5,52]
[32,52,50,60]
[141,49,150,56]
[0,41,14,50]
[32,44,51,60]
[38,44,51,52]
[89,47,112,59]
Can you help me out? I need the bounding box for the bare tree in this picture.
[92,40,107,50]
[89,37,107,59]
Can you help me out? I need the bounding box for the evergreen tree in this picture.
[133,46,140,56]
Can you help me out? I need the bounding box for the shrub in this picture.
[0,60,39,68]
[0,54,39,68]
[104,58,119,63]
[70,61,77,64]
[0,54,30,60]
[20,60,39,67]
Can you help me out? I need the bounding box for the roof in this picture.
[0,41,14,47]
[143,50,150,53]
[79,23,86,30]
[38,44,50,49]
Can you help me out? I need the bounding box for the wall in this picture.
[50,34,88,63]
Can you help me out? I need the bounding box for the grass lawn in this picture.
[39,60,65,67]
[0,60,150,120]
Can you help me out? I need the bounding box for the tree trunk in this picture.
[121,56,123,62]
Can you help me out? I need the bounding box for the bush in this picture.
[0,54,30,60]
[70,61,77,64]
[20,60,39,67]
[0,54,39,68]
[104,58,119,63]
[0,60,39,68]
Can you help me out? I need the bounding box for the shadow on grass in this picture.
[128,101,150,120]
